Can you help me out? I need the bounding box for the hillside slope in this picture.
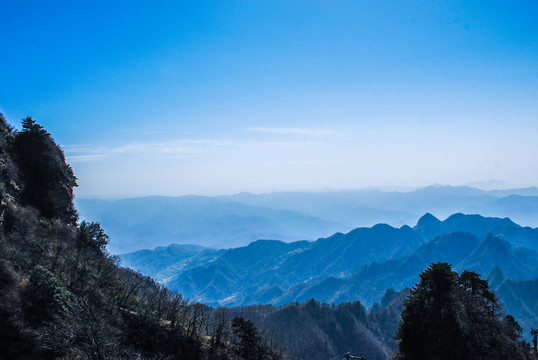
[163,223,425,305]
[0,115,286,359]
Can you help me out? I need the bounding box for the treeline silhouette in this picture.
[231,264,536,360]
[0,114,283,359]
[231,296,404,360]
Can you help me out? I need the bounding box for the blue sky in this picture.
[1,1,537,197]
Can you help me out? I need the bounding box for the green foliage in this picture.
[395,262,531,360]
[0,114,20,208]
[396,263,462,359]
[234,299,391,360]
[367,288,410,353]
[232,316,268,360]
[79,221,109,252]
[23,264,69,324]
[13,117,78,224]
[231,316,284,360]
[123,310,202,359]
[21,116,48,135]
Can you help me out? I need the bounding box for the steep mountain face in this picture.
[457,235,538,280]
[283,231,538,308]
[414,231,481,265]
[299,224,424,275]
[493,225,538,252]
[485,266,538,335]
[120,243,216,278]
[166,240,314,306]
[162,223,425,305]
[266,232,479,307]
[413,212,538,253]
[367,288,411,352]
[126,213,538,327]
[496,277,538,333]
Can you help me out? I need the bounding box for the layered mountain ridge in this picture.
[77,185,538,253]
[121,213,538,334]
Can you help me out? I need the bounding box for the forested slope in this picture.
[231,289,410,360]
[0,115,283,359]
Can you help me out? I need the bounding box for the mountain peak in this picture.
[416,213,441,227]
[486,265,506,288]
[474,234,511,255]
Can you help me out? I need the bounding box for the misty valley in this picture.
[0,115,536,359]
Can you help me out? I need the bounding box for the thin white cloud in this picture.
[64,137,329,163]
[67,154,110,163]
[247,127,337,137]
[241,140,326,151]
[64,139,233,163]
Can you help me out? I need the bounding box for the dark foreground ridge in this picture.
[0,115,284,359]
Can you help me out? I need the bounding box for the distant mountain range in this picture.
[220,186,538,229]
[76,185,538,253]
[120,213,538,338]
[76,196,344,253]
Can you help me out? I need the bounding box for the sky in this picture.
[1,1,537,197]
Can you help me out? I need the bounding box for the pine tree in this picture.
[395,262,531,360]
[395,263,463,360]
[13,117,78,224]
[232,316,265,360]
